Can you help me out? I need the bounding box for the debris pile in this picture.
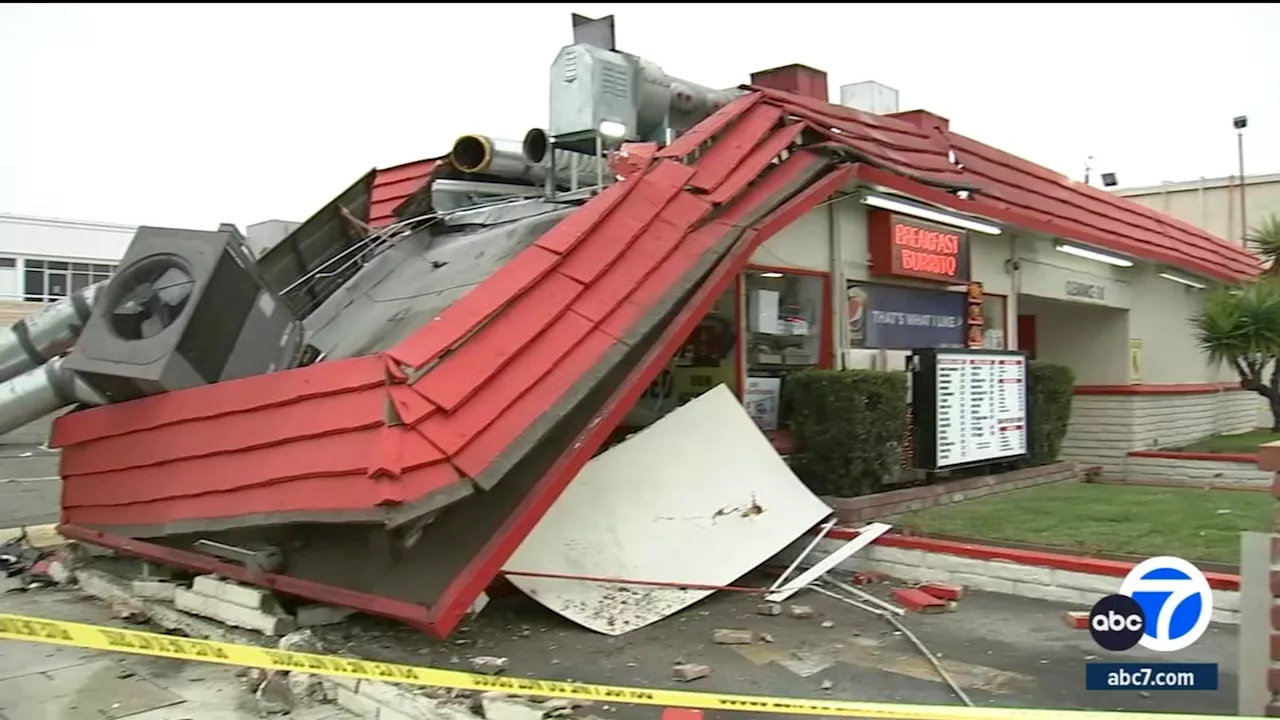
[0,531,66,592]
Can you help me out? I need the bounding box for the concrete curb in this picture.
[1124,452,1271,489]
[72,567,555,720]
[774,533,1241,625]
[0,522,64,548]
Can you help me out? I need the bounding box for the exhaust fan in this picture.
[62,224,306,402]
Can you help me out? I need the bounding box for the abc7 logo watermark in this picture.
[1089,594,1146,651]
[1090,556,1215,653]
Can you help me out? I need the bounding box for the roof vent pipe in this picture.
[0,281,105,386]
[449,133,611,190]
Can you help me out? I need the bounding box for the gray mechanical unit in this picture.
[548,40,741,150]
[62,224,306,402]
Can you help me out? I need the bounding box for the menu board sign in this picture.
[911,348,1029,471]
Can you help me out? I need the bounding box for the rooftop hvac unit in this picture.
[839,81,900,115]
[61,224,306,402]
[548,32,740,152]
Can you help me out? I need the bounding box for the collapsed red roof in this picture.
[50,87,1259,639]
[746,85,1258,283]
[52,92,853,637]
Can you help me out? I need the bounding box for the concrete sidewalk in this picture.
[0,588,354,720]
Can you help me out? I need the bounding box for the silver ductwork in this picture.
[430,178,549,212]
[448,134,610,190]
[548,43,744,147]
[0,282,107,436]
[0,355,105,437]
[0,282,103,386]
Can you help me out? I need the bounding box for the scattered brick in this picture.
[672,663,711,682]
[661,709,704,720]
[918,582,964,601]
[788,605,814,619]
[757,602,782,616]
[851,571,889,585]
[711,628,753,644]
[469,656,509,675]
[891,587,948,613]
[1063,611,1090,630]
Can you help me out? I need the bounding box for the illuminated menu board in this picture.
[912,349,1028,471]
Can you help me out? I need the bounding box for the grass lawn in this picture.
[894,482,1272,565]
[1170,428,1280,454]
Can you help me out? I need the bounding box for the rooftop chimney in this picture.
[839,81,899,115]
[750,64,829,102]
[888,109,950,133]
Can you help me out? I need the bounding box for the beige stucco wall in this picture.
[1114,175,1280,245]
[745,195,1262,476]
[1126,265,1238,385]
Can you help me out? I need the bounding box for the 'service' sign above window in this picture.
[868,210,972,284]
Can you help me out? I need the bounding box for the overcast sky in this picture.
[1,3,1277,231]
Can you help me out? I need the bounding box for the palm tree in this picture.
[1192,279,1280,430]
[1246,214,1280,275]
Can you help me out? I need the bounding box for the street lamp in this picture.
[1234,115,1248,245]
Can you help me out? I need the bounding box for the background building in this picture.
[0,213,298,445]
[1111,173,1280,247]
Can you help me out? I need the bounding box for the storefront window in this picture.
[982,295,1007,349]
[745,269,825,432]
[622,284,739,432]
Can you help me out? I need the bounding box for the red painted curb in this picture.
[1128,449,1259,464]
[825,527,1241,591]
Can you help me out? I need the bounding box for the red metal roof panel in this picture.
[368,158,442,227]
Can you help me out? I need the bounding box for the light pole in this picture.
[1234,115,1248,246]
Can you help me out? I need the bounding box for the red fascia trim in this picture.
[733,274,745,399]
[1074,382,1243,395]
[826,527,1240,591]
[850,164,1252,284]
[58,524,439,632]
[1127,449,1259,464]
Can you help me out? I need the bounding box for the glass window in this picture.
[982,295,1007,349]
[621,284,738,433]
[23,268,44,302]
[20,258,116,303]
[744,269,826,432]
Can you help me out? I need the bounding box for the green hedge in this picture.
[783,361,1075,498]
[1024,361,1075,467]
[784,369,907,498]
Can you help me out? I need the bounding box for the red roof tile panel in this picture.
[368,158,443,227]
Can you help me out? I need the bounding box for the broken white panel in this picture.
[502,384,831,635]
[764,522,891,603]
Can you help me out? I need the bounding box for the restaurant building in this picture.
[614,67,1260,477]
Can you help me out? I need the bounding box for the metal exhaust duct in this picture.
[449,133,610,189]
[0,355,105,437]
[0,281,104,386]
[520,128,612,180]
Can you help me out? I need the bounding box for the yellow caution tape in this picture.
[0,612,1235,720]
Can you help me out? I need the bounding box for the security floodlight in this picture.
[1101,172,1118,188]
[1234,116,1248,130]
[598,120,628,139]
